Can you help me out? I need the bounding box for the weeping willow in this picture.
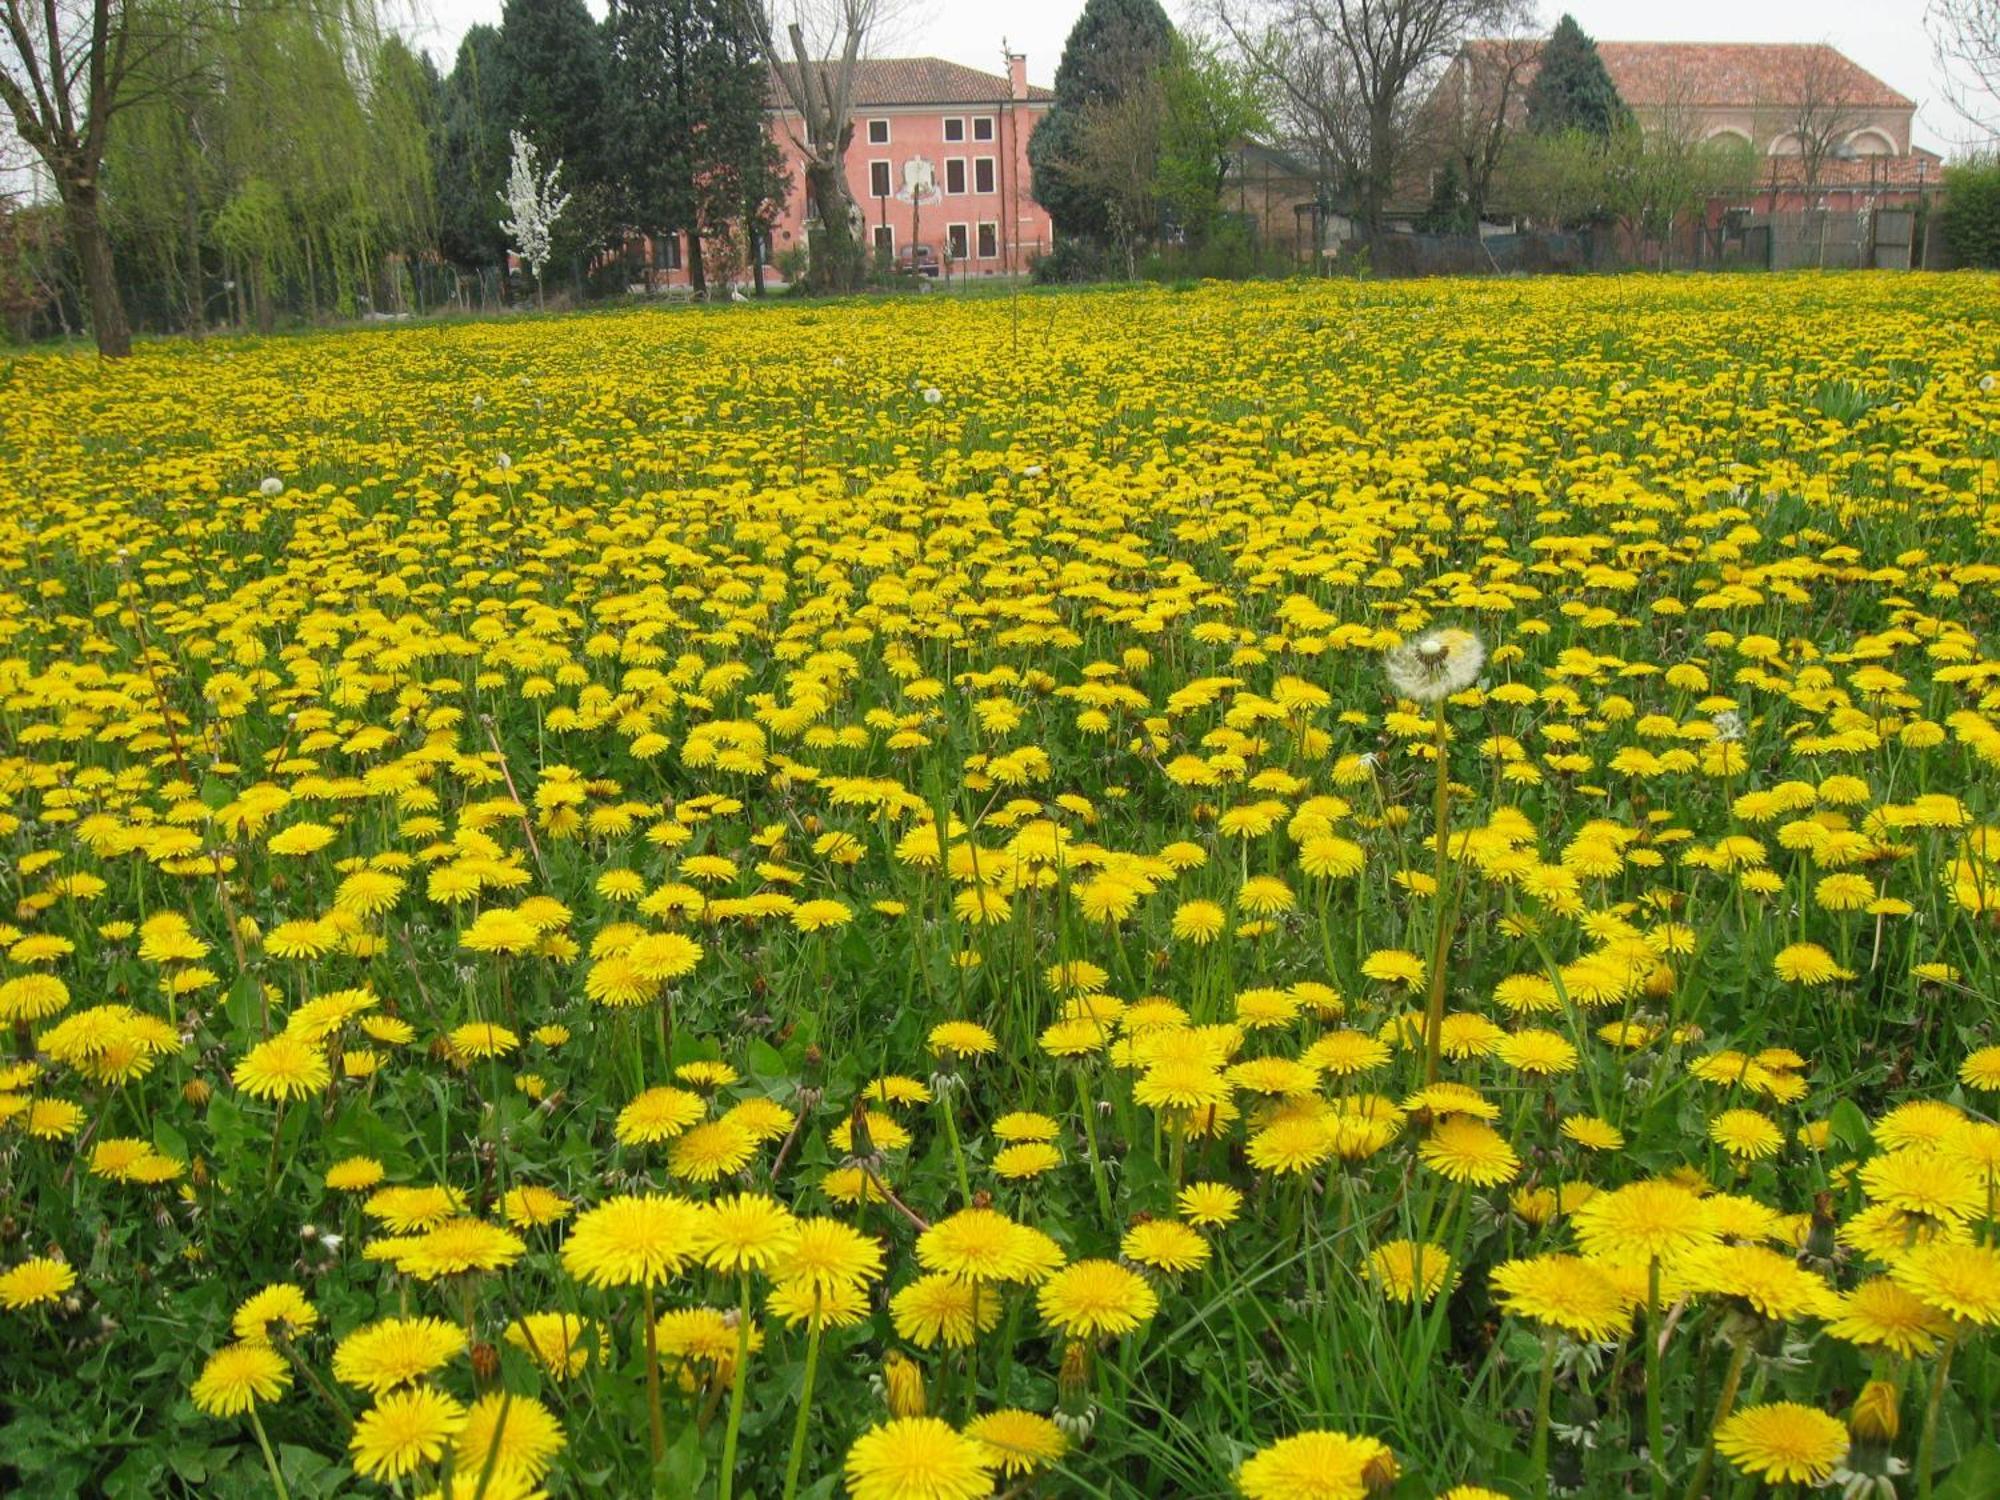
[105,0,437,331]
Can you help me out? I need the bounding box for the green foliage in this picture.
[102,4,439,328]
[1501,127,1609,229]
[608,0,785,295]
[1154,40,1268,248]
[1943,157,2000,269]
[497,0,616,278]
[1600,122,1755,263]
[436,26,513,272]
[1029,0,1177,242]
[0,197,66,340]
[1525,15,1629,140]
[1417,158,1472,234]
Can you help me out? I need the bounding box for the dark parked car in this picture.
[897,243,940,278]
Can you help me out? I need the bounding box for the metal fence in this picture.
[1367,205,1936,279]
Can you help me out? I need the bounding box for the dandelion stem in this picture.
[1916,1325,1959,1500]
[938,1087,972,1207]
[264,1099,287,1192]
[1683,1336,1750,1500]
[1423,701,1453,1084]
[642,1281,665,1472]
[1645,1257,1667,1500]
[1074,1065,1112,1223]
[247,1406,291,1500]
[1530,1325,1558,1499]
[780,1295,824,1500]
[719,1271,753,1500]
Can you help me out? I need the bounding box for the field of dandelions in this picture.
[2,272,1999,1500]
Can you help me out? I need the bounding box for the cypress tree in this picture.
[497,0,615,285]
[436,27,514,275]
[1526,15,1629,140]
[609,0,783,296]
[1029,0,1177,242]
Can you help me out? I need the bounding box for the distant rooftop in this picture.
[771,57,1053,109]
[1461,39,1914,112]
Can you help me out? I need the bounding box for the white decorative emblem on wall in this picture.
[898,157,938,202]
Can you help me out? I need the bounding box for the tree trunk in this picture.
[1364,101,1396,241]
[747,196,766,296]
[183,183,205,338]
[63,188,132,358]
[688,217,707,296]
[804,158,864,294]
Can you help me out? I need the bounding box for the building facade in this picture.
[640,54,1055,290]
[1431,40,1939,218]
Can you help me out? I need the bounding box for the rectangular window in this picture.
[945,158,966,195]
[974,157,995,194]
[946,223,969,260]
[873,223,894,255]
[867,118,890,144]
[658,233,682,271]
[973,116,995,142]
[869,160,892,199]
[943,117,965,143]
[976,222,998,259]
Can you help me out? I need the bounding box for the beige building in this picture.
[1436,39,1938,206]
[1589,42,1913,158]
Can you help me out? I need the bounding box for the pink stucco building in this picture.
[640,54,1056,288]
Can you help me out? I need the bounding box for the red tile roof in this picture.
[1594,42,1913,111]
[1461,39,1914,113]
[771,57,1053,109]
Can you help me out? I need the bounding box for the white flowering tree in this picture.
[498,130,571,308]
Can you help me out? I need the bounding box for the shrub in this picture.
[1942,156,2000,268]
[1030,239,1112,284]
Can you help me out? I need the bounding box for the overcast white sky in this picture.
[0,0,1969,195]
[405,0,1965,155]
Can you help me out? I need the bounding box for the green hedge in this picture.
[1943,157,2000,268]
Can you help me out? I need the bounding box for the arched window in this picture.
[1842,127,1896,157]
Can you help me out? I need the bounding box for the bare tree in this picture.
[1928,0,2000,141]
[1211,0,1530,241]
[0,0,204,354]
[739,0,907,293]
[1059,70,1167,276]
[1421,31,1538,226]
[1767,44,1869,204]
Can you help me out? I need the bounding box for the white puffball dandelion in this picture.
[921,387,943,405]
[259,476,283,496]
[1384,628,1485,705]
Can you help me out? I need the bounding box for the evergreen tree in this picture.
[1417,158,1471,234]
[437,27,514,275]
[1526,15,1629,140]
[497,0,615,287]
[610,0,782,296]
[1029,0,1177,242]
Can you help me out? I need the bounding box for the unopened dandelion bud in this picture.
[1850,1379,1900,1443]
[471,1341,501,1383]
[882,1350,925,1418]
[1058,1340,1092,1413]
[1361,1446,1402,1494]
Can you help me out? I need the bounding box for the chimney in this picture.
[1007,52,1028,101]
